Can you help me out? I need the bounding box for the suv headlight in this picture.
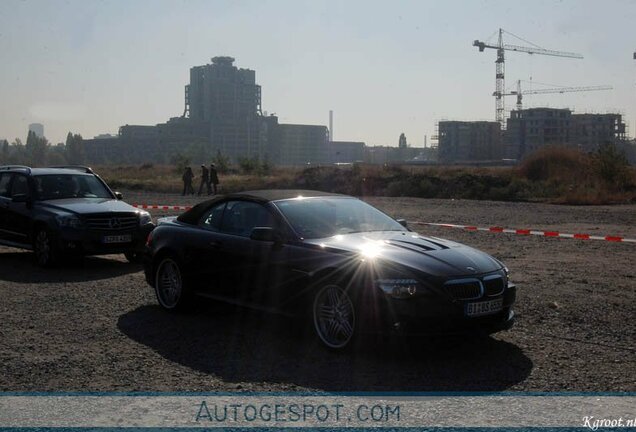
[138,211,152,226]
[376,279,420,299]
[56,215,83,229]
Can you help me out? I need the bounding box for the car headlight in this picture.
[56,215,83,229]
[138,211,152,225]
[376,278,420,299]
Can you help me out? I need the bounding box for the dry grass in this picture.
[92,149,636,205]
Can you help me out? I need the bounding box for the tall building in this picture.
[437,121,503,163]
[186,56,263,161]
[505,108,626,159]
[28,123,44,138]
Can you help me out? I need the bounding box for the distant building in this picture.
[84,56,363,166]
[187,56,264,161]
[28,123,44,138]
[328,141,365,164]
[363,145,429,164]
[505,108,627,159]
[437,121,502,163]
[276,124,329,165]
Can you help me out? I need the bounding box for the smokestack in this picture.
[329,110,333,141]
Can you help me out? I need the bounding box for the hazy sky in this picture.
[1,0,635,146]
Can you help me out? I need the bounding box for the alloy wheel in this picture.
[155,258,183,309]
[313,285,355,349]
[34,230,51,266]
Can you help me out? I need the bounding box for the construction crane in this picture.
[503,80,613,111]
[473,28,583,129]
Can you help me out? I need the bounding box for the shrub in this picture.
[593,142,631,188]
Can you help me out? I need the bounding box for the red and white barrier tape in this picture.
[133,204,192,211]
[130,204,635,244]
[413,222,636,244]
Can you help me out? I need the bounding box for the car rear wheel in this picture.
[312,284,356,350]
[33,228,56,267]
[154,256,189,311]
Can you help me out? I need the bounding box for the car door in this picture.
[4,174,32,245]
[181,200,232,297]
[0,173,13,243]
[213,200,291,307]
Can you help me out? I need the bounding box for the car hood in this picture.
[35,198,138,215]
[303,231,502,278]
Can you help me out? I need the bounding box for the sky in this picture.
[1,0,635,147]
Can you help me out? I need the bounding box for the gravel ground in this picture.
[0,192,634,392]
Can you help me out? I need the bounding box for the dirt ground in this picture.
[0,191,634,392]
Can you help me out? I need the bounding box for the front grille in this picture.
[483,276,505,297]
[444,280,482,300]
[85,214,138,231]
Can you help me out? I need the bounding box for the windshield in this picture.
[33,174,113,201]
[274,197,406,239]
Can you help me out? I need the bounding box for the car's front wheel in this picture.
[312,284,356,351]
[33,227,57,267]
[154,255,189,311]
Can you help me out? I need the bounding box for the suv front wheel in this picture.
[33,227,57,267]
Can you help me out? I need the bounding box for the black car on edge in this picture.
[144,190,516,350]
[0,165,154,266]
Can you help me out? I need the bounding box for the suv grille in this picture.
[85,214,138,231]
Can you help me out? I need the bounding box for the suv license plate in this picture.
[103,235,132,244]
[465,298,503,317]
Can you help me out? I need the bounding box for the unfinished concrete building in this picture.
[437,121,503,164]
[505,108,627,159]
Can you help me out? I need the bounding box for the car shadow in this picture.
[0,250,140,283]
[118,303,533,391]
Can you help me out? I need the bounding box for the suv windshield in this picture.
[274,197,406,239]
[33,174,113,201]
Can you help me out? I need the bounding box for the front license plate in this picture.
[102,234,132,244]
[465,298,503,317]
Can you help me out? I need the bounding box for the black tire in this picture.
[124,251,142,263]
[311,284,357,351]
[154,255,191,311]
[33,227,57,267]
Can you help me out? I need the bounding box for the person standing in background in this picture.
[198,164,210,196]
[182,166,195,196]
[209,163,219,195]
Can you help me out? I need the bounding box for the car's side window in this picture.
[199,202,226,231]
[0,173,11,198]
[220,201,275,237]
[9,175,29,198]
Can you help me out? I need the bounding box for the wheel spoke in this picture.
[340,318,354,339]
[319,305,335,320]
[327,287,340,307]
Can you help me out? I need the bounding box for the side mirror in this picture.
[396,218,408,228]
[12,194,30,203]
[250,227,282,243]
[114,192,123,200]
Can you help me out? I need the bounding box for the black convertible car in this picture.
[144,190,515,350]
